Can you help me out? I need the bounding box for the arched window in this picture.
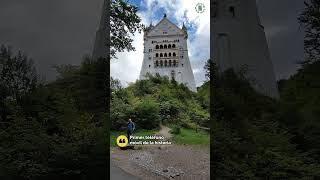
[173,60,176,66]
[172,44,176,48]
[160,60,163,67]
[156,45,159,49]
[156,53,159,57]
[169,60,172,67]
[164,44,167,49]
[169,53,171,57]
[160,53,163,57]
[160,45,163,49]
[164,53,167,57]
[165,60,168,67]
[173,52,176,57]
[168,44,171,48]
[156,60,159,67]
[229,6,235,17]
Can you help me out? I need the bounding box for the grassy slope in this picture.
[172,128,210,145]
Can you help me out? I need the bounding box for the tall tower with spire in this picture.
[213,0,279,98]
[139,14,197,92]
[92,0,108,59]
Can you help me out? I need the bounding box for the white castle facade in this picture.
[139,14,197,92]
[213,0,279,98]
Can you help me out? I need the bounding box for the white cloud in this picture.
[110,32,144,87]
[111,0,210,87]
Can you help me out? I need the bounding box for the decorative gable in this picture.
[146,17,185,37]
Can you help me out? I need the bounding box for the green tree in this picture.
[279,61,320,162]
[109,74,209,131]
[53,57,107,124]
[298,0,320,63]
[111,96,134,130]
[110,0,144,58]
[0,45,38,123]
[0,51,107,179]
[134,97,160,130]
[204,59,211,81]
[212,68,320,179]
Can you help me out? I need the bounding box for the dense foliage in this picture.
[110,74,209,131]
[0,47,107,180]
[298,0,320,63]
[279,61,320,163]
[212,64,320,179]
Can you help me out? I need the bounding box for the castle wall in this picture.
[139,17,197,92]
[213,0,279,98]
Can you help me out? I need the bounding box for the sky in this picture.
[111,0,210,87]
[257,0,305,80]
[0,0,305,84]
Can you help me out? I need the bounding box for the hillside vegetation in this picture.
[212,62,320,179]
[111,74,210,131]
[0,48,108,180]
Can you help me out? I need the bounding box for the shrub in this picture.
[134,97,160,130]
[110,97,134,130]
[170,125,181,135]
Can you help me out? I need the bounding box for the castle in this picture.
[139,14,197,92]
[213,0,279,98]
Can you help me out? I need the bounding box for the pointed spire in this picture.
[182,22,188,39]
[182,22,187,31]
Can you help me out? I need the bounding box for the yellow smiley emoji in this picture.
[116,135,128,147]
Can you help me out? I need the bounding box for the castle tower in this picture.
[213,0,279,98]
[139,14,197,92]
[92,0,108,59]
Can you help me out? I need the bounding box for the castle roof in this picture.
[145,14,187,37]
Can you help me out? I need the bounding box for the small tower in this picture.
[139,14,196,92]
[92,0,108,59]
[213,0,279,98]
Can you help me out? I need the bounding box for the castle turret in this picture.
[182,23,188,39]
[213,0,279,98]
